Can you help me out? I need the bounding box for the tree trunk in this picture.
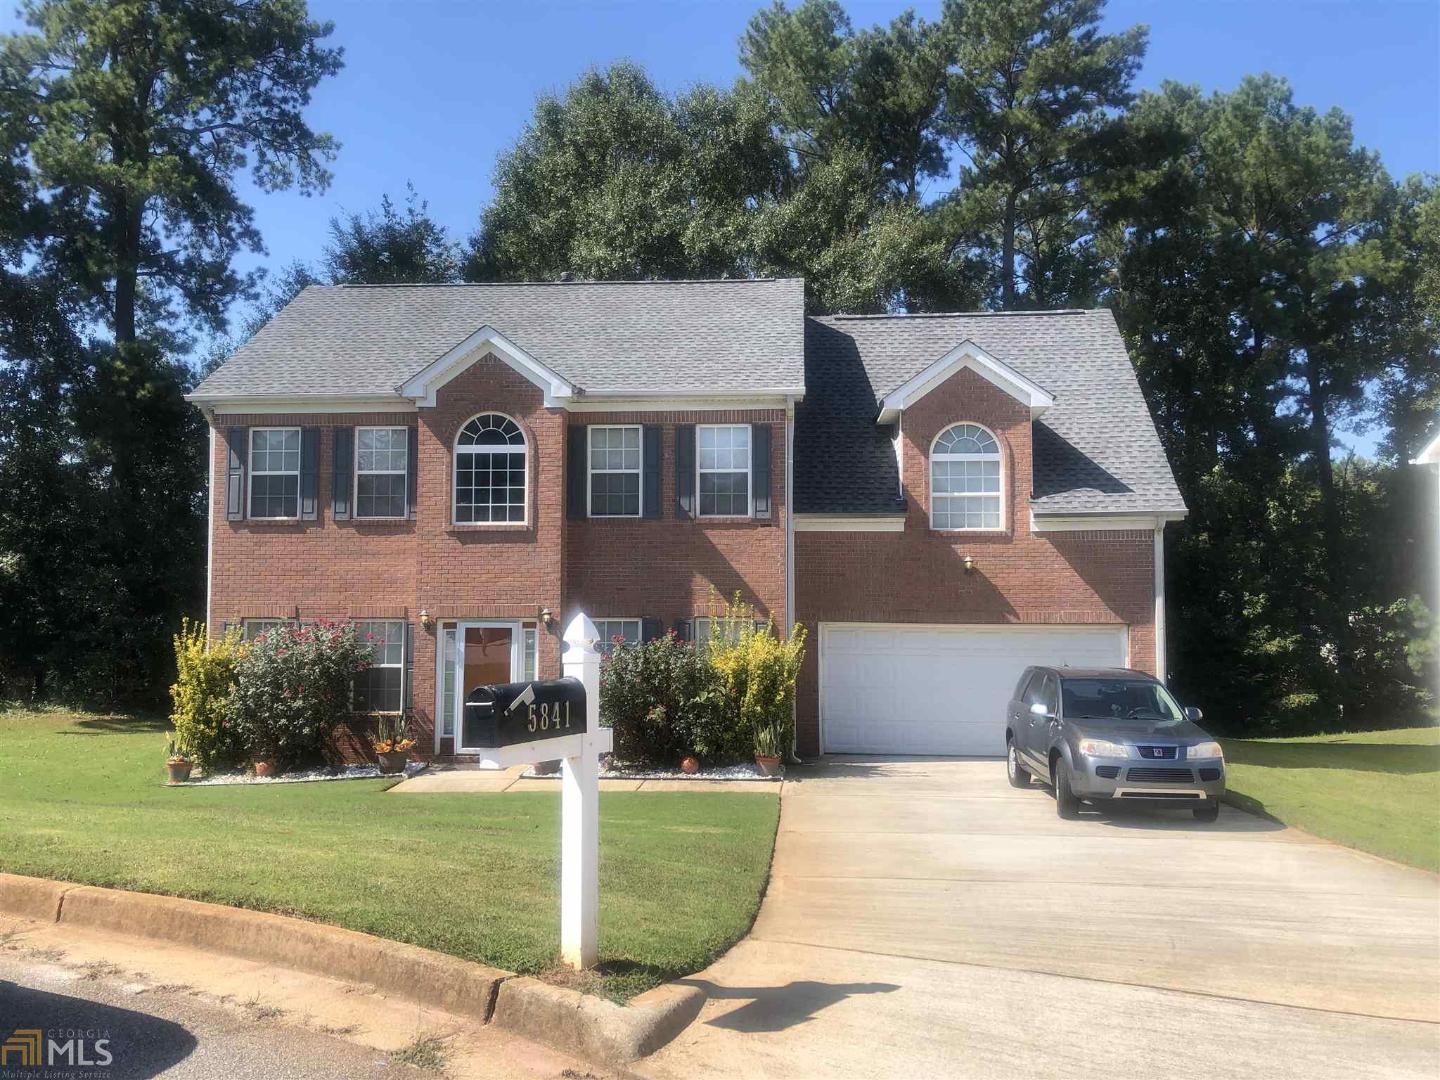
[1001,189,1018,309]
[112,197,143,345]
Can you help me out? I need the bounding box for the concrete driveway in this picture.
[638,758,1440,1080]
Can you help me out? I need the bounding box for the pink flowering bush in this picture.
[227,621,371,767]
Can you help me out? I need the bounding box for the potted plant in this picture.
[680,754,700,775]
[252,755,279,777]
[754,723,783,777]
[370,715,416,775]
[166,740,193,784]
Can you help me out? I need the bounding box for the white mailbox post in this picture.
[560,612,602,969]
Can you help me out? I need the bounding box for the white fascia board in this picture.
[399,324,576,408]
[188,393,417,415]
[1030,509,1188,533]
[794,513,907,532]
[567,389,803,412]
[876,340,1054,424]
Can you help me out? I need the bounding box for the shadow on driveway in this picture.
[681,978,899,1033]
[0,980,197,1078]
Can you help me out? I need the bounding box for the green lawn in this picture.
[1221,726,1440,872]
[0,708,780,1000]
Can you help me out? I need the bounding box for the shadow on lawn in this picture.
[59,714,170,735]
[682,978,899,1033]
[1223,740,1440,776]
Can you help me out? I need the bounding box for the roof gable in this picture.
[398,324,575,408]
[876,339,1054,423]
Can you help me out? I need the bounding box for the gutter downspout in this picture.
[785,396,798,759]
[205,419,215,637]
[1153,522,1167,683]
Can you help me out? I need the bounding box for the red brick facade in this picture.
[792,366,1155,755]
[208,353,787,759]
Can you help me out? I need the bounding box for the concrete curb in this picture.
[0,872,705,1064]
[492,977,706,1067]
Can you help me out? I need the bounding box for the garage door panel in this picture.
[820,624,1127,756]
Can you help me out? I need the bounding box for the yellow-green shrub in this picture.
[169,620,245,771]
[706,594,806,760]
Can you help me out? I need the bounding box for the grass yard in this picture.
[1221,726,1440,873]
[0,708,780,1000]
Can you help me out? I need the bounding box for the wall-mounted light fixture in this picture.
[419,609,433,631]
[539,607,555,628]
[962,554,977,574]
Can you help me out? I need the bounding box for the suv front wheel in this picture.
[1052,760,1081,819]
[1006,740,1031,788]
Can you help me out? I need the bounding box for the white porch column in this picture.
[1153,524,1167,683]
[560,613,600,970]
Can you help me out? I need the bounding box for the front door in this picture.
[455,622,521,752]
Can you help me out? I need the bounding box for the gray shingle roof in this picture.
[796,309,1186,517]
[191,278,807,399]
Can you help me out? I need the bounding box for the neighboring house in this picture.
[188,279,1185,760]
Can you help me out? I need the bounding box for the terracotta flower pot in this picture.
[166,760,192,784]
[377,750,408,775]
[252,759,278,778]
[754,754,782,777]
[680,756,700,775]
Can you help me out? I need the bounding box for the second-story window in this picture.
[931,423,1003,530]
[249,427,301,518]
[588,425,642,517]
[697,424,751,517]
[355,427,408,518]
[454,413,526,524]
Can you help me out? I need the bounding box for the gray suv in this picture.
[1005,666,1225,821]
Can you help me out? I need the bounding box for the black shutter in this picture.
[567,425,588,519]
[332,427,353,520]
[406,426,419,520]
[673,618,692,643]
[675,424,695,518]
[642,426,661,519]
[225,428,246,520]
[220,621,232,640]
[751,422,772,519]
[404,621,415,710]
[299,428,320,520]
[641,617,663,644]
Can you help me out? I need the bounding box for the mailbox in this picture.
[463,677,588,749]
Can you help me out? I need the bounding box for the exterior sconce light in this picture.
[962,554,976,574]
[540,607,555,628]
[419,609,433,631]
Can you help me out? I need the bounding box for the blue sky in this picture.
[4,0,1437,450]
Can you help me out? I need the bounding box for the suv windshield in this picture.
[1060,678,1184,722]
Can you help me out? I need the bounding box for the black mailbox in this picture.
[463,678,587,749]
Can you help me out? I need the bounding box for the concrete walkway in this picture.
[638,757,1440,1080]
[388,765,780,794]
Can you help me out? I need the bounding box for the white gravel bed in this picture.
[185,762,429,786]
[520,762,782,781]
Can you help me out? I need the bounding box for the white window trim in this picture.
[696,423,752,519]
[354,618,405,714]
[452,412,528,527]
[587,425,643,518]
[593,617,643,654]
[241,618,284,641]
[353,426,410,521]
[929,422,1005,533]
[247,426,301,520]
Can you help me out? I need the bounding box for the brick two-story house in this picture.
[188,278,1185,759]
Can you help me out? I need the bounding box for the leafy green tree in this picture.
[324,183,460,286]
[940,0,1146,308]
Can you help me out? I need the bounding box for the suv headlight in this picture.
[1077,737,1131,759]
[1187,740,1223,761]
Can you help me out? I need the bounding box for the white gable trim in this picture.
[1411,429,1440,466]
[398,325,576,408]
[1030,509,1187,533]
[877,339,1054,424]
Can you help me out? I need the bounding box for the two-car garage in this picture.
[818,623,1129,756]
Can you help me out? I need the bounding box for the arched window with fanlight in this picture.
[453,413,527,524]
[930,423,1003,530]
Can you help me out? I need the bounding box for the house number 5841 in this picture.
[528,701,573,732]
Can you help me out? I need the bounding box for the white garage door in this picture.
[820,623,1128,756]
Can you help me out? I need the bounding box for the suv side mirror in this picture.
[1183,706,1203,722]
[1029,702,1051,718]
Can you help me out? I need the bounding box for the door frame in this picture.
[453,619,523,753]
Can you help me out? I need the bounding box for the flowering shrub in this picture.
[600,631,725,766]
[226,621,371,767]
[169,620,246,772]
[706,596,807,761]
